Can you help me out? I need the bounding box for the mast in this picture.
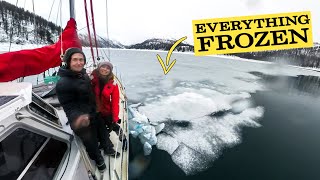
[69,0,75,19]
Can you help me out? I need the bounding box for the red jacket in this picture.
[90,70,120,123]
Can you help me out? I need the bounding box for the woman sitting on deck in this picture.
[90,61,127,154]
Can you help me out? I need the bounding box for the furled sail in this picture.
[0,18,82,82]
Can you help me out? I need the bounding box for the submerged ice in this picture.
[136,87,264,175]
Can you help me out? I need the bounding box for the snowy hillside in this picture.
[0,1,61,45]
[127,38,194,52]
[78,33,126,49]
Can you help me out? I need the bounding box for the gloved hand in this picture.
[108,122,117,132]
[108,119,121,132]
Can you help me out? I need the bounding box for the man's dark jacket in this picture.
[56,67,96,125]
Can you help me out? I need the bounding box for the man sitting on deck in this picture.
[56,48,116,172]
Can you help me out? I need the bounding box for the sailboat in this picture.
[0,0,129,179]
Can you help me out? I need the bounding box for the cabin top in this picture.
[0,82,32,122]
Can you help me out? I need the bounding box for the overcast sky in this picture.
[4,0,320,45]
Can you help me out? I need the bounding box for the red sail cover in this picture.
[0,18,82,82]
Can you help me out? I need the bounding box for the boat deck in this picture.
[95,78,128,180]
[36,75,128,180]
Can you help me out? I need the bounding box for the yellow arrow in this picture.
[157,36,187,75]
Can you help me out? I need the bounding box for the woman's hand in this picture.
[108,119,120,131]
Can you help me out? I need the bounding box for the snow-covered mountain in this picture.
[0,1,61,45]
[127,38,194,52]
[78,34,126,49]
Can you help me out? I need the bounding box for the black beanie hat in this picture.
[63,47,86,68]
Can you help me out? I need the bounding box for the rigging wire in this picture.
[8,0,19,52]
[7,0,20,82]
[83,0,96,66]
[59,0,63,58]
[77,22,93,32]
[45,0,56,39]
[89,0,100,60]
[95,34,111,60]
[32,0,43,83]
[32,0,36,43]
[48,0,56,23]
[105,0,111,62]
[44,0,57,78]
[55,0,61,39]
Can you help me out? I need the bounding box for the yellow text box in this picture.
[192,11,313,56]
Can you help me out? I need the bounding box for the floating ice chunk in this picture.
[143,142,152,156]
[154,123,165,134]
[128,105,164,155]
[129,105,149,123]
